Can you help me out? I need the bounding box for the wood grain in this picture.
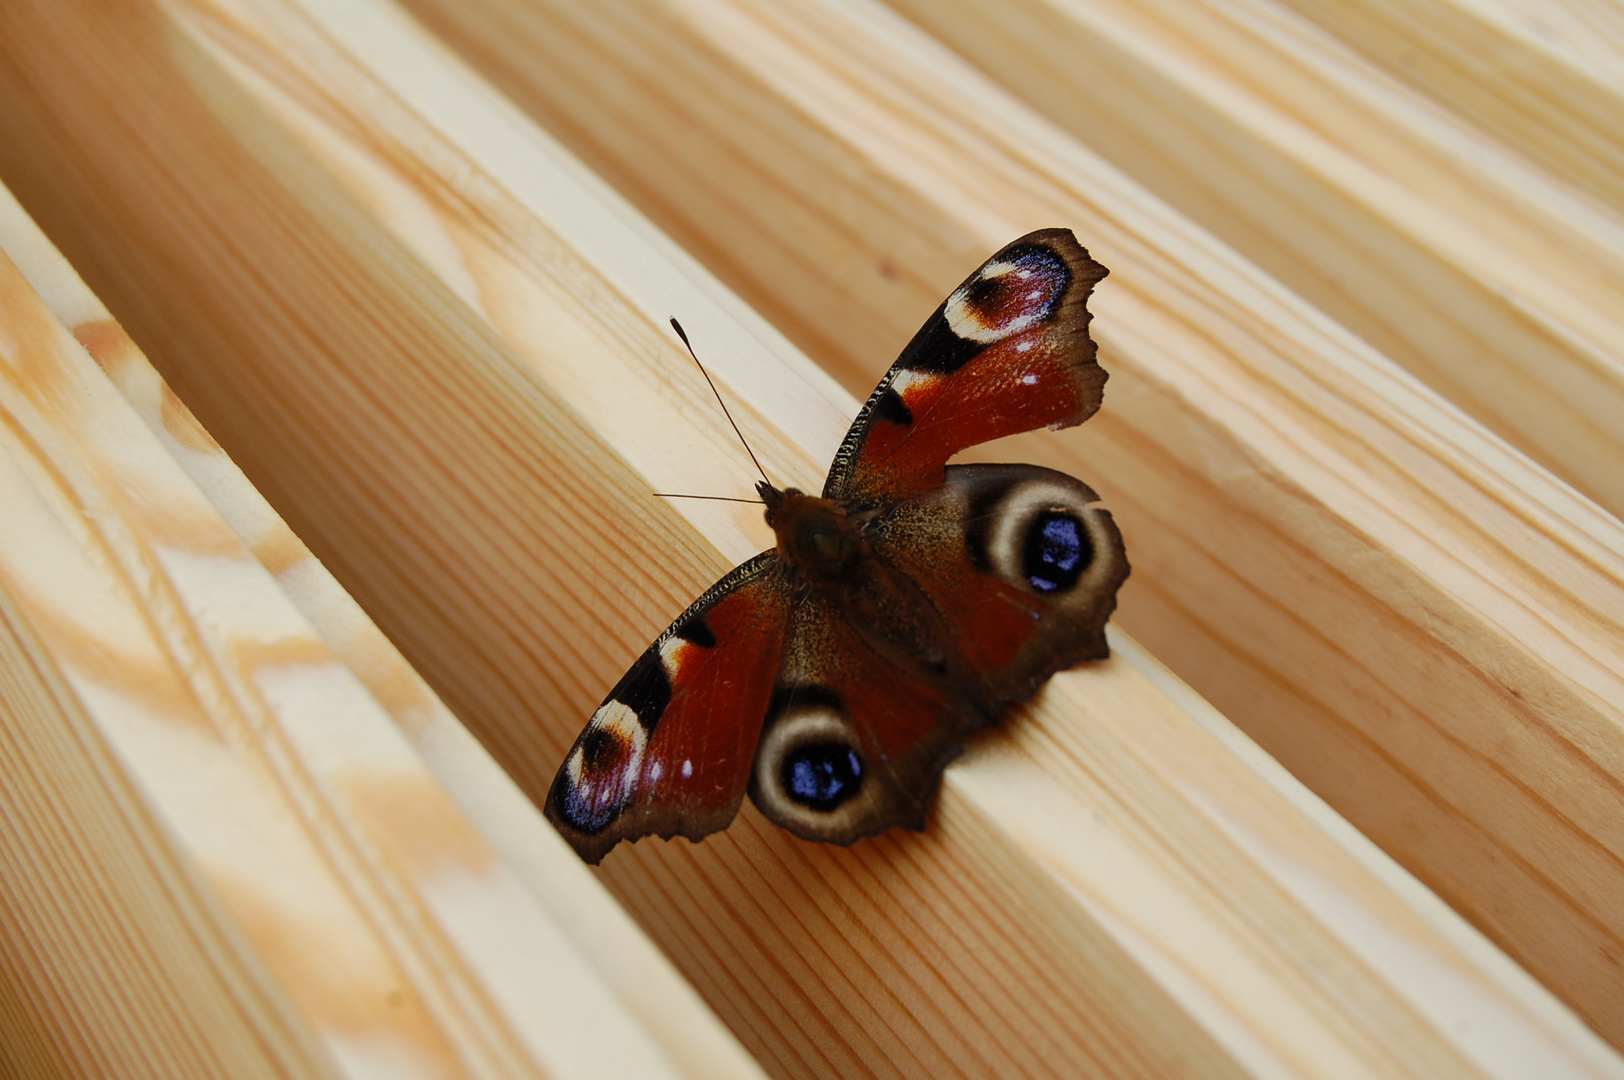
[1276,0,1624,217]
[0,220,717,1078]
[883,0,1624,520]
[0,178,765,1080]
[385,0,1624,1047]
[0,0,1617,1077]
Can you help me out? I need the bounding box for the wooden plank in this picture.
[881,0,1624,520]
[0,196,713,1078]
[0,179,766,1080]
[382,0,1624,1047]
[0,0,1618,1076]
[1275,0,1624,218]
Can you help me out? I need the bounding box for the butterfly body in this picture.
[760,483,876,584]
[547,229,1129,863]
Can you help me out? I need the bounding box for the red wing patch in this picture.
[826,229,1108,506]
[545,553,790,863]
[907,559,1043,683]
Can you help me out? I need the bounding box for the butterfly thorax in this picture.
[758,481,873,584]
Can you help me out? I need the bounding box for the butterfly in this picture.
[546,228,1129,863]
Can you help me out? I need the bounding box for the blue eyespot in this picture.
[562,727,636,832]
[783,742,864,811]
[1024,512,1090,593]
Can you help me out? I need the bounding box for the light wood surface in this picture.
[385,0,1624,1047]
[0,179,766,1080]
[884,0,1624,520]
[0,197,730,1078]
[0,0,1618,1077]
[1276,0,1624,218]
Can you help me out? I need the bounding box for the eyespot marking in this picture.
[970,474,1116,603]
[560,700,648,832]
[1023,512,1091,593]
[751,687,889,838]
[943,245,1069,345]
[783,742,865,811]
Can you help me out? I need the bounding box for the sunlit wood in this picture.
[0,179,765,1080]
[0,194,725,1079]
[1277,0,1624,217]
[885,0,1624,520]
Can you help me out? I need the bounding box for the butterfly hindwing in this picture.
[825,229,1108,506]
[747,587,982,844]
[877,463,1129,707]
[545,553,791,864]
[745,462,1128,847]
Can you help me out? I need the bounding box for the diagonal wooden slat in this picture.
[1276,0,1624,218]
[883,0,1624,520]
[0,177,766,1080]
[0,199,719,1079]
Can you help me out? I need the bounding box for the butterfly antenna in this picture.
[670,317,772,488]
[650,493,763,504]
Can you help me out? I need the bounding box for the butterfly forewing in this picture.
[545,553,791,863]
[825,229,1108,506]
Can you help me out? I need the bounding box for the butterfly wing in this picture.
[545,552,791,863]
[879,463,1129,706]
[747,584,982,844]
[748,463,1128,845]
[825,228,1108,507]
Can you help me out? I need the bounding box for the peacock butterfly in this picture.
[546,228,1129,863]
